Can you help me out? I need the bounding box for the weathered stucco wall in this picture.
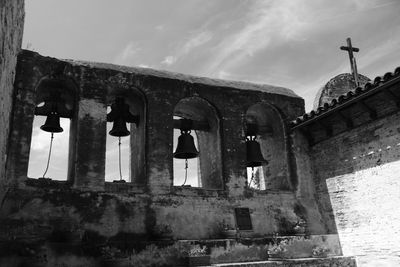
[0,180,345,266]
[311,110,400,266]
[0,183,304,240]
[0,0,24,181]
[0,50,334,266]
[7,50,307,196]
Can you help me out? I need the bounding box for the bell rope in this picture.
[182,159,188,186]
[118,137,123,181]
[42,133,54,178]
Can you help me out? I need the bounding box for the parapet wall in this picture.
[7,50,305,194]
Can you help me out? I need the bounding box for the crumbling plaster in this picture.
[0,0,24,183]
[0,50,330,245]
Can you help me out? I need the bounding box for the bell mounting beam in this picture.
[107,97,139,125]
[245,123,273,136]
[246,123,258,136]
[35,92,73,118]
[35,104,73,118]
[173,119,210,131]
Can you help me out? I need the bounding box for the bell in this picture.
[109,117,130,137]
[246,138,266,167]
[174,131,199,159]
[40,112,63,133]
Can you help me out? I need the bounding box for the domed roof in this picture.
[313,73,370,110]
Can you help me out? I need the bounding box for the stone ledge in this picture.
[104,182,146,194]
[25,177,71,189]
[213,256,357,267]
[170,186,226,197]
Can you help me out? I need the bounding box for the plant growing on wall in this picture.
[267,235,315,259]
[130,244,185,266]
[100,245,126,259]
[186,245,210,267]
[218,219,237,239]
[312,245,329,258]
[154,223,173,239]
[188,246,207,256]
[267,239,288,259]
[212,243,268,263]
[293,218,307,235]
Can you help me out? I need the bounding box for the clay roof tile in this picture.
[291,66,400,128]
[383,72,394,82]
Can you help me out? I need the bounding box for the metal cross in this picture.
[340,37,360,86]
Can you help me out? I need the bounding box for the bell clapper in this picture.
[42,133,54,178]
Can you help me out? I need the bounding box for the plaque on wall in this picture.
[234,207,253,231]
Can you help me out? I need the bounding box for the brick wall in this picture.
[0,0,24,180]
[312,110,400,266]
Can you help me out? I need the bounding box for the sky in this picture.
[24,0,400,181]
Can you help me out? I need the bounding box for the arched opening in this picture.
[173,116,200,186]
[246,103,290,190]
[28,115,71,180]
[173,97,222,189]
[105,88,146,184]
[105,104,131,182]
[27,78,77,181]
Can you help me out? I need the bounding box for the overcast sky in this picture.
[24,0,400,181]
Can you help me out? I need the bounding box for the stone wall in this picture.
[0,182,303,240]
[7,50,305,194]
[0,180,326,266]
[311,110,400,266]
[0,50,333,262]
[0,0,24,181]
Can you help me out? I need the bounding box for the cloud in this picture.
[202,0,399,78]
[114,41,141,65]
[202,0,311,76]
[359,39,400,71]
[217,70,231,79]
[182,31,213,54]
[352,0,397,10]
[161,30,213,67]
[155,24,165,31]
[161,55,177,66]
